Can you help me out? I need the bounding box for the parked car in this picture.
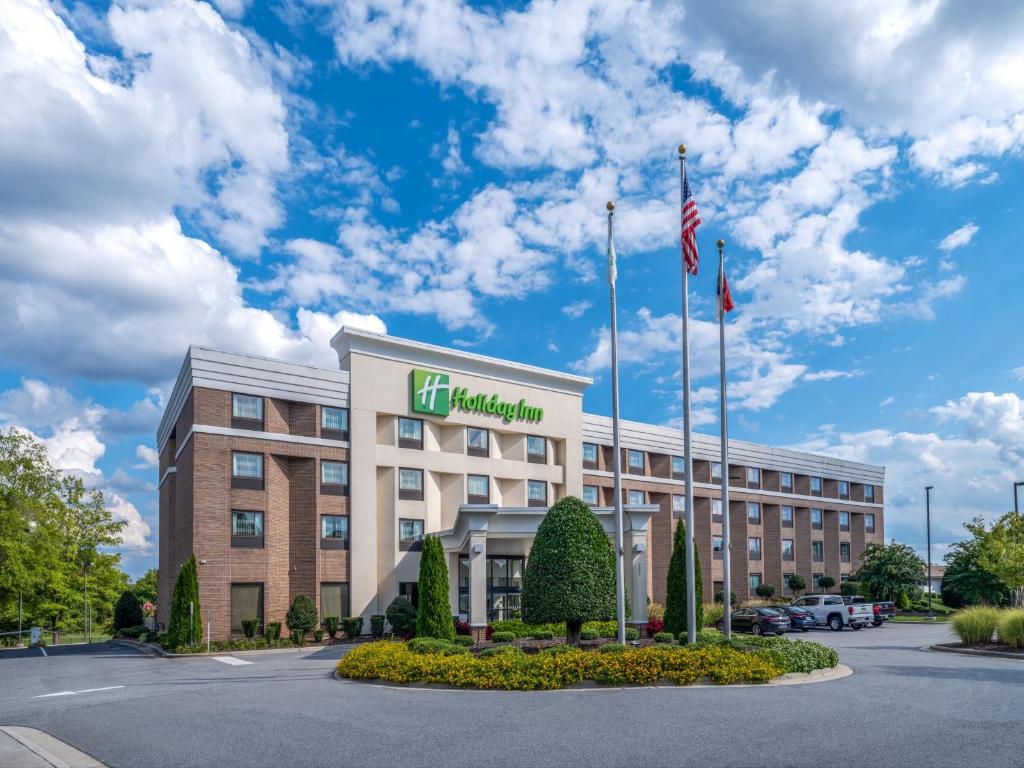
[716,607,791,636]
[772,604,816,632]
[843,595,895,626]
[790,594,874,631]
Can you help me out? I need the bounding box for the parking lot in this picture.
[1,623,1020,767]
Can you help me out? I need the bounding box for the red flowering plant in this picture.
[646,617,664,637]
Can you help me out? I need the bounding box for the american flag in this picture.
[681,169,701,275]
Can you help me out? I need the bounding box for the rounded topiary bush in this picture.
[407,637,468,655]
[286,595,317,644]
[996,609,1024,648]
[532,630,554,640]
[114,589,144,632]
[522,496,616,645]
[579,628,600,641]
[755,583,775,599]
[386,596,417,637]
[951,606,1000,645]
[624,627,639,641]
[478,645,525,659]
[787,574,806,595]
[490,631,516,643]
[453,635,474,647]
[654,631,675,643]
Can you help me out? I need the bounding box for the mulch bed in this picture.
[934,642,1024,656]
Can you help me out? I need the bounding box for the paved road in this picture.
[1,624,1020,768]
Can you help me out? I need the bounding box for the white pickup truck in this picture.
[791,594,874,631]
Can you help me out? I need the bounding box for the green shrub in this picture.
[665,520,703,636]
[951,607,1000,645]
[787,574,806,595]
[416,536,455,640]
[265,622,281,641]
[623,627,639,641]
[291,629,305,646]
[703,603,724,628]
[370,615,386,638]
[579,628,600,641]
[386,596,417,637]
[542,644,574,656]
[167,555,202,649]
[585,620,618,638]
[453,635,474,647]
[755,583,775,599]
[323,616,340,639]
[696,628,724,645]
[653,632,675,643]
[522,496,616,644]
[407,638,468,655]
[599,643,627,653]
[286,595,317,643]
[996,609,1024,649]
[241,619,259,639]
[342,617,364,638]
[313,629,324,643]
[477,646,526,659]
[114,590,144,631]
[897,592,912,611]
[818,576,836,591]
[532,630,554,640]
[840,581,863,597]
[490,631,516,643]
[714,591,738,606]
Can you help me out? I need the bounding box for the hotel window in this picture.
[864,484,875,502]
[231,451,263,490]
[231,510,263,548]
[782,573,794,596]
[811,541,824,562]
[627,449,644,472]
[399,518,424,551]
[398,468,424,501]
[397,582,419,609]
[865,513,876,533]
[711,462,722,481]
[527,480,547,507]
[321,460,349,496]
[320,583,350,623]
[231,393,263,430]
[780,472,794,492]
[627,489,645,506]
[582,485,599,506]
[839,511,850,531]
[712,498,722,522]
[467,474,490,504]
[582,442,599,467]
[321,406,348,439]
[811,508,823,530]
[748,537,762,560]
[713,535,723,559]
[671,455,685,480]
[840,542,851,563]
[467,427,489,457]
[749,573,762,591]
[811,476,823,496]
[812,574,826,590]
[781,505,794,527]
[746,467,761,486]
[782,539,795,561]
[230,583,263,636]
[747,502,761,524]
[838,480,850,500]
[320,515,348,549]
[527,435,547,464]
[398,417,423,449]
[840,574,850,583]
[672,494,685,517]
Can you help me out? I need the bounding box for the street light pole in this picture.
[925,486,934,619]
[1014,481,1024,514]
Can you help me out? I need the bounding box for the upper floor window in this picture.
[711,498,722,520]
[811,476,823,495]
[749,573,762,590]
[398,418,423,449]
[627,450,644,471]
[747,502,761,524]
[527,480,547,507]
[231,510,263,547]
[321,460,349,495]
[839,511,850,531]
[811,508,823,529]
[231,451,263,490]
[840,542,851,562]
[321,406,348,437]
[232,394,263,423]
[780,472,794,491]
[627,489,645,506]
[467,427,489,457]
[582,442,598,465]
[781,539,795,561]
[865,513,876,533]
[321,515,349,549]
[467,474,490,503]
[527,435,547,464]
[398,468,424,501]
[811,541,824,562]
[748,537,762,558]
[713,535,723,555]
[746,467,761,485]
[671,456,685,479]
[781,505,794,526]
[864,484,875,502]
[399,518,425,551]
[711,462,722,481]
[838,480,850,499]
[582,485,599,506]
[672,494,685,516]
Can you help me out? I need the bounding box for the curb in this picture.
[927,644,1024,660]
[331,663,853,692]
[0,726,106,768]
[109,639,166,657]
[111,638,359,659]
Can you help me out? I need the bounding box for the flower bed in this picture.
[335,634,838,690]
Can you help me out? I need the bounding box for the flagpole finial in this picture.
[717,239,725,250]
[606,201,615,212]
[678,143,686,156]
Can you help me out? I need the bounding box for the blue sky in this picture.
[2,0,1023,578]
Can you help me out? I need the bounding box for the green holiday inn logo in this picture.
[410,369,543,423]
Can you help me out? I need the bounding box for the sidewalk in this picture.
[0,727,105,768]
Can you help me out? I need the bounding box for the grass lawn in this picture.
[890,615,950,623]
[51,632,114,644]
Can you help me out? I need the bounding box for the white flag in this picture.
[607,232,617,285]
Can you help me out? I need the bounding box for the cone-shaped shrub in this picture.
[114,589,143,631]
[416,536,454,640]
[522,496,615,645]
[664,521,703,638]
[167,555,202,648]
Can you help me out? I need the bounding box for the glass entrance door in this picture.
[487,556,524,622]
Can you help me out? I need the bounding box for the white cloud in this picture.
[106,493,152,552]
[135,444,159,469]
[938,222,979,252]
[879,396,895,407]
[803,369,864,382]
[1013,367,1024,381]
[562,300,592,319]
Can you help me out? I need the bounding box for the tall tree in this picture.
[167,555,202,648]
[665,521,702,638]
[854,542,925,602]
[967,513,1024,607]
[132,568,159,606]
[415,536,454,640]
[941,534,1010,608]
[522,496,616,645]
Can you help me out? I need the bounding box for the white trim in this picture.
[158,466,177,488]
[174,425,349,461]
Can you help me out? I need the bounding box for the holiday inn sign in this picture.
[410,369,544,423]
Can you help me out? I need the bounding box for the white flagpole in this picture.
[607,201,627,645]
[717,238,732,640]
[678,145,697,645]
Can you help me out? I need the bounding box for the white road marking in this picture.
[31,685,125,699]
[33,691,75,698]
[76,686,124,694]
[212,656,253,666]
[39,647,47,657]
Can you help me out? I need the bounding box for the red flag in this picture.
[718,271,734,316]
[681,168,701,275]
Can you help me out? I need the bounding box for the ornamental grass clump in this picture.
[951,606,1000,645]
[996,609,1024,648]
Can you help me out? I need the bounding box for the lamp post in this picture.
[925,486,934,619]
[1014,481,1024,514]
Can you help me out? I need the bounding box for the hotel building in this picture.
[157,328,885,640]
